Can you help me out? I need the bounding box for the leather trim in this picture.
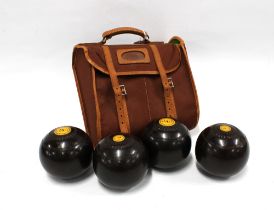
[74,45,181,76]
[169,36,200,125]
[91,66,102,140]
[117,48,150,64]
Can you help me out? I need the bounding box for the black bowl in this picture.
[39,126,93,179]
[93,134,149,190]
[142,118,191,169]
[195,123,249,178]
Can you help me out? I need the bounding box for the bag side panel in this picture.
[73,49,97,145]
[172,62,198,129]
[182,47,200,127]
[169,37,200,128]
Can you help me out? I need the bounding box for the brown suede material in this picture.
[72,49,97,146]
[73,39,199,146]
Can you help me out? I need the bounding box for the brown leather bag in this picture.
[72,27,199,146]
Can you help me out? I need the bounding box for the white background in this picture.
[1,0,274,209]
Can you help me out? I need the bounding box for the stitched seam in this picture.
[92,66,102,140]
[143,78,152,121]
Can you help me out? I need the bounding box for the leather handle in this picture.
[101,27,149,44]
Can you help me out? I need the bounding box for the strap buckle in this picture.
[119,85,127,96]
[168,77,175,88]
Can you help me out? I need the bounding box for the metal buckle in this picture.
[119,85,127,96]
[168,77,175,88]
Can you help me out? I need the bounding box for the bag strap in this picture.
[149,44,177,119]
[102,45,131,134]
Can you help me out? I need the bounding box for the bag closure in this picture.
[98,44,179,133]
[74,43,181,76]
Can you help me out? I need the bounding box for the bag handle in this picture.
[101,27,149,44]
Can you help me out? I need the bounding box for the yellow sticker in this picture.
[159,118,176,127]
[54,126,72,136]
[219,125,232,132]
[113,135,125,142]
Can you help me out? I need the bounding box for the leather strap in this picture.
[102,46,131,134]
[149,45,177,119]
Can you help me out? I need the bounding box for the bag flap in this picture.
[75,43,181,75]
